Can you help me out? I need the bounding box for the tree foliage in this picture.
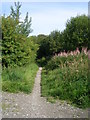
[36,15,88,62]
[48,30,62,54]
[20,12,33,37]
[1,2,88,68]
[10,2,21,22]
[10,2,32,37]
[62,15,88,51]
[1,2,38,67]
[36,34,50,59]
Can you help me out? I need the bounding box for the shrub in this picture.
[41,53,89,108]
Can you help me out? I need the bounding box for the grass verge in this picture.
[2,63,38,94]
[41,54,89,108]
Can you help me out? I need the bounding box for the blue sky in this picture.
[2,2,88,36]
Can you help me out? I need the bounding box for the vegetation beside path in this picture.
[41,51,89,108]
[1,2,89,109]
[2,63,38,93]
[1,2,38,94]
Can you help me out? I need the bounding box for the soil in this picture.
[2,67,88,118]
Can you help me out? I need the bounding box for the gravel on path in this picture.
[2,67,88,118]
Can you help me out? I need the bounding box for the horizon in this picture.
[2,2,88,36]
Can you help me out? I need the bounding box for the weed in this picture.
[2,63,38,93]
[41,53,89,108]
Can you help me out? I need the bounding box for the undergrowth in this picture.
[2,63,38,94]
[41,54,89,108]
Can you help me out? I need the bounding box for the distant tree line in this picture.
[29,15,88,65]
[1,2,89,67]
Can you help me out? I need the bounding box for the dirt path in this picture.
[2,67,88,118]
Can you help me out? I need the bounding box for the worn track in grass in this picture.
[2,67,88,118]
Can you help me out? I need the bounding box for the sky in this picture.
[1,2,88,36]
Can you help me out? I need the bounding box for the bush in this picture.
[46,53,85,70]
[1,3,38,68]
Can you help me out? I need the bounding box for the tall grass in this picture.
[41,53,89,108]
[2,63,38,93]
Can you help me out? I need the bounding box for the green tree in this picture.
[10,2,32,37]
[49,30,62,54]
[36,31,62,60]
[1,2,37,67]
[62,15,88,51]
[37,36,50,59]
[20,12,33,37]
[36,34,49,59]
[10,2,21,22]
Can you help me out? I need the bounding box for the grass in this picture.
[46,96,56,103]
[2,63,38,94]
[41,54,89,108]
